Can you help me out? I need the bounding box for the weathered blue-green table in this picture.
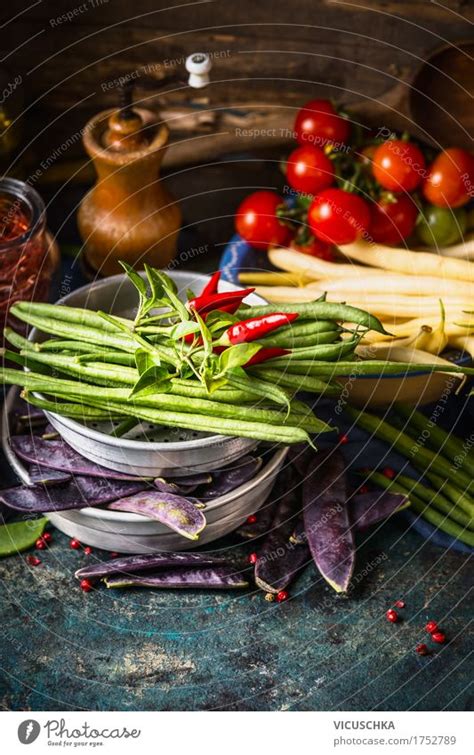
[0,255,472,711]
[0,516,472,711]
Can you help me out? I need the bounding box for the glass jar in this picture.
[0,66,24,173]
[0,178,59,339]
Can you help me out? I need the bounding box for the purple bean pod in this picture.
[104,565,248,590]
[75,551,226,581]
[107,491,206,540]
[303,449,355,593]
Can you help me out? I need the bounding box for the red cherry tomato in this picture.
[235,191,291,250]
[286,145,334,195]
[290,238,334,260]
[372,140,425,192]
[423,147,474,208]
[369,195,418,245]
[294,99,350,148]
[308,188,370,245]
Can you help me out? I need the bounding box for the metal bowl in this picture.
[29,270,268,477]
[46,447,288,552]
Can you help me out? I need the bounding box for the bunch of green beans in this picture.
[3,369,313,445]
[4,292,473,446]
[348,407,474,546]
[394,404,474,478]
[370,471,474,548]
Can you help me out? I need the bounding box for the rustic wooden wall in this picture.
[1,0,472,254]
[3,0,473,154]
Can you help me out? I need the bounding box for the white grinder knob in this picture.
[186,53,212,88]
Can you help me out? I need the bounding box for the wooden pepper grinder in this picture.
[78,80,182,276]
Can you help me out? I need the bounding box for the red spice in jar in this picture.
[0,180,56,341]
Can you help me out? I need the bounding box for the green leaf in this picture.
[218,343,261,373]
[153,270,178,295]
[169,321,201,340]
[206,310,239,333]
[148,270,190,320]
[194,310,213,360]
[0,517,48,557]
[144,264,165,304]
[129,365,171,397]
[119,261,147,298]
[134,348,160,375]
[203,375,229,394]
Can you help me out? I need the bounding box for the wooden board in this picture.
[1,0,472,175]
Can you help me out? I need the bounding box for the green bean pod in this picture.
[237,301,390,335]
[265,319,340,341]
[76,352,137,367]
[10,307,136,352]
[23,392,124,421]
[37,340,113,354]
[250,368,341,396]
[259,329,340,349]
[427,473,474,519]
[287,360,473,377]
[371,472,474,548]
[224,370,291,409]
[271,337,359,363]
[1,368,328,435]
[395,473,473,530]
[4,328,37,352]
[19,350,138,386]
[12,301,133,333]
[76,397,312,445]
[395,404,474,477]
[346,407,472,490]
[169,379,272,405]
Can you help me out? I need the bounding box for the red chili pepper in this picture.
[216,300,245,315]
[200,271,221,298]
[184,332,202,344]
[213,344,288,366]
[245,347,289,366]
[222,312,299,345]
[188,288,255,316]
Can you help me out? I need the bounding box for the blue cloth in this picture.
[219,234,255,285]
